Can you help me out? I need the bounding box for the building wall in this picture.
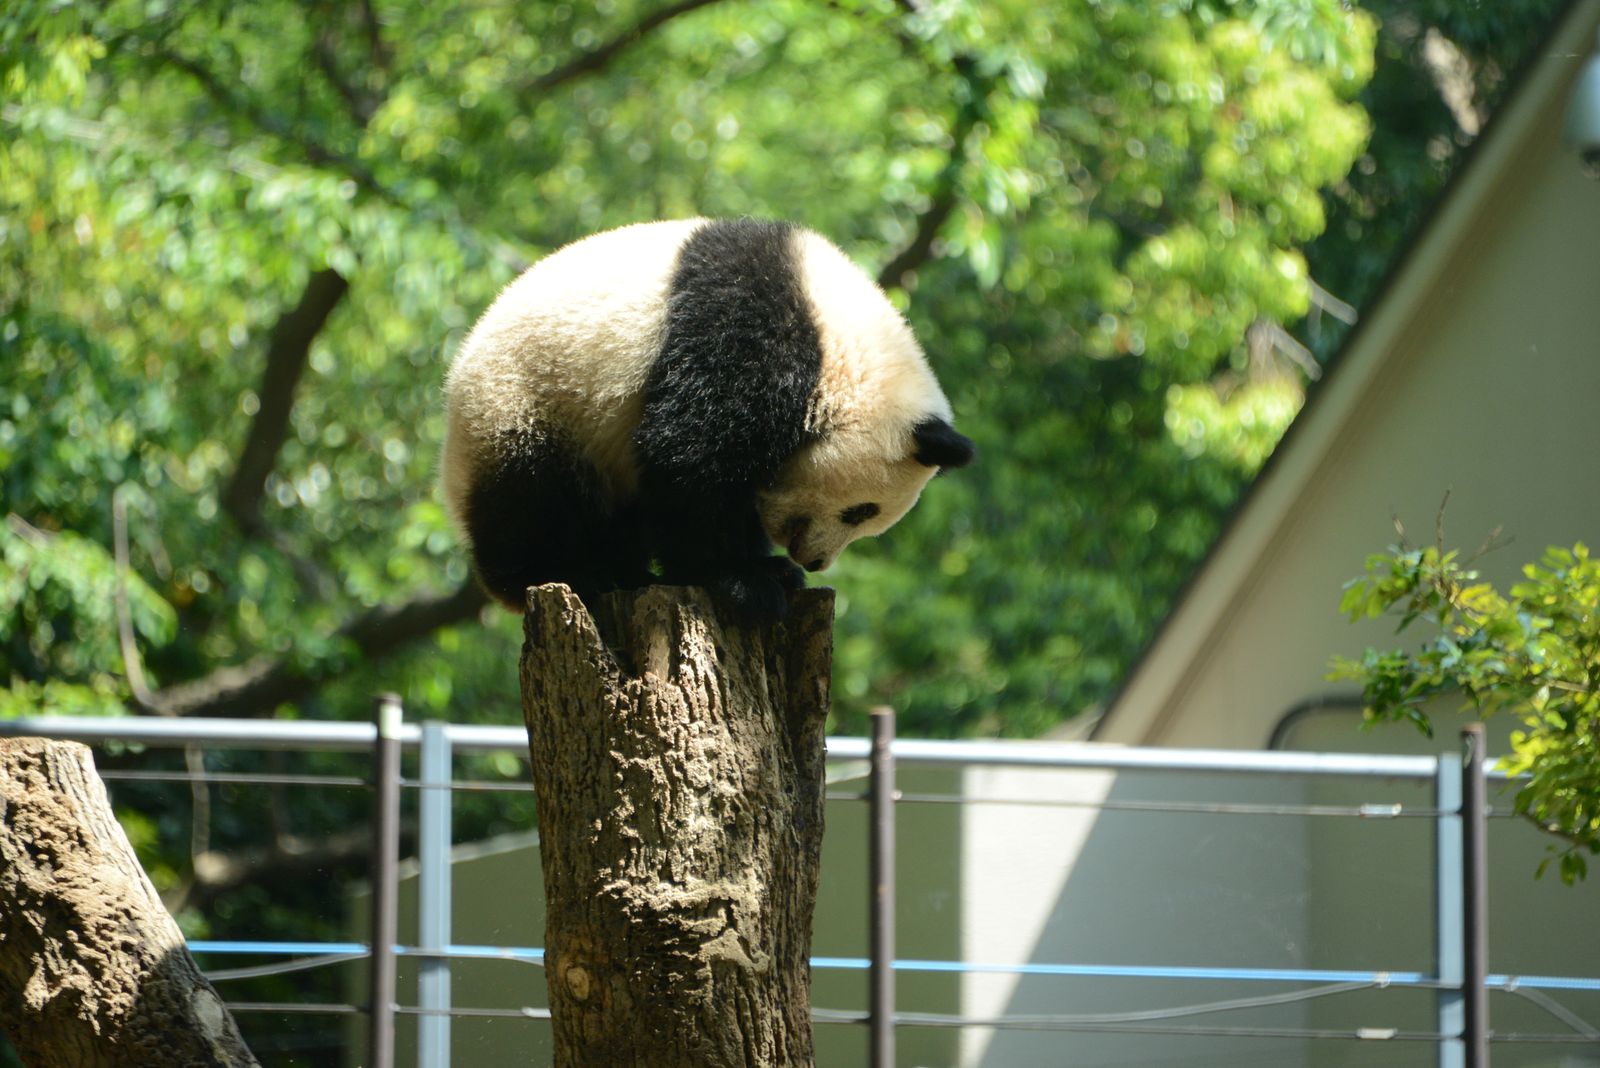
[961,766,1320,1068]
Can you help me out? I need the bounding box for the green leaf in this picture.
[1332,537,1600,879]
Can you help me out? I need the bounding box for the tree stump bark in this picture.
[520,583,833,1068]
[0,738,259,1068]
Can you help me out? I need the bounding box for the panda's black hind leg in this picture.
[462,432,647,613]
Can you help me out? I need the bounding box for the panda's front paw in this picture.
[759,555,807,592]
[710,567,789,624]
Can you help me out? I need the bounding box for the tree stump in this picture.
[0,738,259,1068]
[520,583,834,1068]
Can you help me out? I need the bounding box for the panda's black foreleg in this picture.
[759,554,807,591]
[593,498,655,593]
[641,484,795,622]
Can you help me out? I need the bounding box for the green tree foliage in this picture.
[1331,541,1600,883]
[1304,0,1565,355]
[2,0,1378,742]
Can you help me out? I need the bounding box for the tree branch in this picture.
[313,30,379,127]
[218,266,349,602]
[222,267,349,536]
[1420,26,1484,137]
[530,0,727,94]
[1246,318,1323,381]
[1309,277,1358,325]
[311,0,391,128]
[877,187,960,292]
[146,581,488,718]
[1522,811,1592,853]
[181,825,415,913]
[153,45,394,200]
[877,57,984,291]
[358,0,391,76]
[113,486,163,714]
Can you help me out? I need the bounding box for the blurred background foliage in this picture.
[2,0,1567,739]
[0,0,1570,1058]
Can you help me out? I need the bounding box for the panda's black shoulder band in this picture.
[636,218,821,489]
[912,417,976,470]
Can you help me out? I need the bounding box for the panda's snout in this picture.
[804,557,825,573]
[783,516,810,555]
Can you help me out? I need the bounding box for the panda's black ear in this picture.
[912,418,976,470]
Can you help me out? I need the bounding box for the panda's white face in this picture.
[757,442,938,573]
[755,228,974,574]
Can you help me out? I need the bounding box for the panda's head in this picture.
[758,226,974,572]
[759,416,974,573]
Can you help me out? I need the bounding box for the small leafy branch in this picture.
[1330,530,1600,883]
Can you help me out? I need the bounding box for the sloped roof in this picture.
[1091,0,1600,744]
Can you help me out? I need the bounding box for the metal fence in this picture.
[2,710,1596,1068]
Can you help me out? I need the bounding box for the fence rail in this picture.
[1,712,1592,1068]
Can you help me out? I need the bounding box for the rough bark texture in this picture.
[0,738,260,1068]
[521,583,833,1068]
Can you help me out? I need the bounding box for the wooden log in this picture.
[521,584,833,1068]
[0,737,259,1068]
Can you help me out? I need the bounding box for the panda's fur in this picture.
[441,217,973,618]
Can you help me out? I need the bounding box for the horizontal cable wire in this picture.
[205,951,367,982]
[397,1005,552,1019]
[190,941,1600,993]
[996,980,1379,1024]
[884,792,1439,818]
[826,1011,1445,1041]
[99,770,368,788]
[225,1001,361,1015]
[103,769,539,794]
[399,777,535,793]
[1501,985,1600,1039]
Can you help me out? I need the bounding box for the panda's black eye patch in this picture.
[839,503,880,527]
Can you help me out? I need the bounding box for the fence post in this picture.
[417,721,454,1067]
[869,706,896,1068]
[368,694,403,1068]
[1435,749,1464,1068]
[1461,724,1489,1067]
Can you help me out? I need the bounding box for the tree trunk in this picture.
[521,584,833,1068]
[0,738,260,1068]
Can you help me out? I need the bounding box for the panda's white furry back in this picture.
[441,218,973,620]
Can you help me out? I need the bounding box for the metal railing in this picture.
[2,711,1596,1068]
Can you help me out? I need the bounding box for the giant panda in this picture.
[440,217,974,620]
